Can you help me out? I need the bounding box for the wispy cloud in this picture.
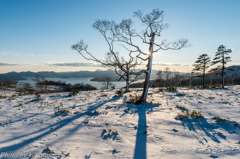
[46,61,193,67]
[46,62,102,67]
[1,52,34,56]
[151,62,192,66]
[0,61,32,66]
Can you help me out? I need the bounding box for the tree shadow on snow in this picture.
[0,96,120,153]
[176,117,221,143]
[133,104,159,159]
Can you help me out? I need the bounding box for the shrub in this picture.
[208,97,215,99]
[176,92,186,96]
[93,109,100,114]
[55,109,71,114]
[165,86,176,92]
[177,112,188,120]
[212,116,228,123]
[115,89,123,96]
[196,85,203,88]
[74,111,81,114]
[68,89,80,96]
[44,145,54,154]
[125,94,141,104]
[101,94,108,97]
[0,95,7,99]
[177,109,203,120]
[158,88,163,92]
[190,110,203,119]
[106,106,112,109]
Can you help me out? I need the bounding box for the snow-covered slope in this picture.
[0,86,240,159]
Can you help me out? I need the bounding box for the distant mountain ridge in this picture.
[1,65,239,83]
[0,69,160,82]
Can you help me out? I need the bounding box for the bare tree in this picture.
[163,67,172,86]
[184,72,195,86]
[32,75,47,92]
[172,70,185,87]
[172,70,178,87]
[192,54,211,88]
[207,68,216,85]
[101,77,114,89]
[211,45,232,88]
[72,9,189,103]
[175,74,185,87]
[155,69,164,87]
[188,76,195,86]
[102,52,142,92]
[227,68,235,85]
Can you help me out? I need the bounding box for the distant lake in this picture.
[17,77,130,89]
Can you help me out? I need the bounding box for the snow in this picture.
[0,86,240,158]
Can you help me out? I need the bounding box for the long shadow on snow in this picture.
[0,96,119,145]
[0,112,50,127]
[215,121,240,135]
[0,96,119,152]
[47,96,123,147]
[133,104,159,159]
[176,117,221,143]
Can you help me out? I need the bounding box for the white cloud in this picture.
[151,62,193,66]
[0,61,32,66]
[1,52,34,57]
[46,62,102,67]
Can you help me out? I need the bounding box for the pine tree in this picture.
[211,45,232,88]
[192,54,211,88]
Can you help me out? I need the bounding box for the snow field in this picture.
[0,86,240,158]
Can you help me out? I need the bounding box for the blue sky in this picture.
[0,0,239,73]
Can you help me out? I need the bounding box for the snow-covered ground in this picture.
[0,86,240,159]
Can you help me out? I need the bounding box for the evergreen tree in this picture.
[211,45,232,88]
[192,54,211,87]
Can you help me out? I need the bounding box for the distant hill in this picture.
[2,66,239,83]
[225,65,240,76]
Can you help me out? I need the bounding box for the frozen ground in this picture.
[0,86,240,159]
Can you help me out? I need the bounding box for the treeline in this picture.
[0,76,97,94]
[37,80,97,91]
[33,75,97,92]
[0,80,17,86]
[152,45,239,88]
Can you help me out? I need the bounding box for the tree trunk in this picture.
[222,53,225,88]
[126,65,130,92]
[203,64,205,88]
[136,33,155,104]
